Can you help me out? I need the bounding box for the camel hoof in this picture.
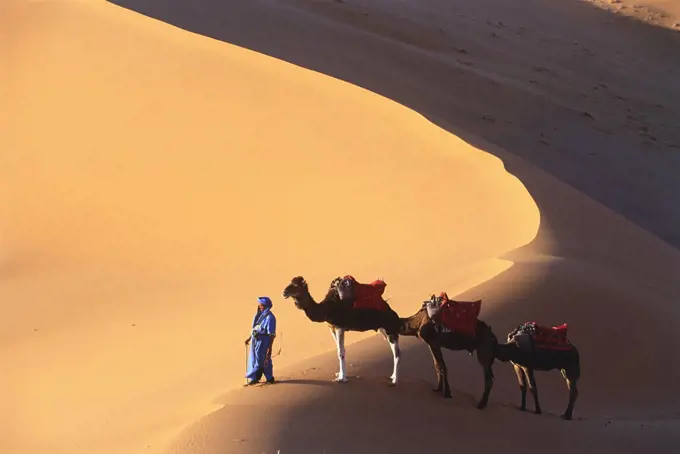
[534,409,542,415]
[443,392,452,399]
[476,402,487,410]
[561,413,572,420]
[333,377,348,383]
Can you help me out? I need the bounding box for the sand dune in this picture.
[3,1,536,453]
[4,0,680,453]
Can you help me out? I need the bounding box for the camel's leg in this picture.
[430,345,443,393]
[378,328,396,383]
[476,349,495,410]
[561,369,579,420]
[525,368,542,414]
[387,334,400,386]
[420,324,450,397]
[513,363,528,411]
[333,327,348,383]
[427,343,451,398]
[328,325,338,378]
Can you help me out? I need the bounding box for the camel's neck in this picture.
[399,308,429,336]
[294,291,327,323]
[494,342,517,363]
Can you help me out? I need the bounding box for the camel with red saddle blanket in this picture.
[283,275,580,419]
[399,292,498,409]
[495,321,581,420]
[282,275,401,385]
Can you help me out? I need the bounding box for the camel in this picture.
[281,276,402,385]
[399,294,498,409]
[494,323,581,420]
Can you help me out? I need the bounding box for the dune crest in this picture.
[2,1,538,453]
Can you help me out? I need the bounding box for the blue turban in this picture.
[258,296,273,308]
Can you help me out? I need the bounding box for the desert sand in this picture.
[3,0,680,453]
[593,0,680,29]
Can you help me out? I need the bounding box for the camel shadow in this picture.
[212,379,336,405]
[272,378,343,386]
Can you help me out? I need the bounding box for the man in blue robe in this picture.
[245,296,277,385]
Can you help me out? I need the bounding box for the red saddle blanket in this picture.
[530,322,571,350]
[438,293,481,337]
[344,275,388,311]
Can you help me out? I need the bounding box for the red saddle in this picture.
[343,275,388,311]
[529,322,572,350]
[437,292,481,337]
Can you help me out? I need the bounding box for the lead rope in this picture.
[270,331,283,359]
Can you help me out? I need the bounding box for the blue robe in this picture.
[246,297,276,382]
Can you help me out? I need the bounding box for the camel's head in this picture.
[282,276,309,305]
[507,322,534,343]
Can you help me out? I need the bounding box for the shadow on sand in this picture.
[170,327,679,454]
